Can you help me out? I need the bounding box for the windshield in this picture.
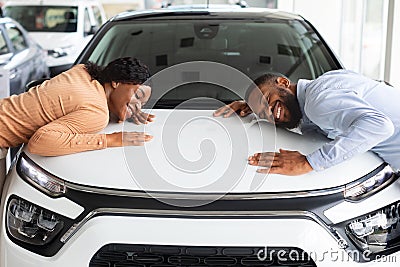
[4,6,78,33]
[86,19,339,108]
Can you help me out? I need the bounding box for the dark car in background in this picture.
[0,16,49,97]
[1,7,400,267]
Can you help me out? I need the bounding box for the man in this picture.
[214,70,400,175]
[0,57,154,192]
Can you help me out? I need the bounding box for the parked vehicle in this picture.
[0,16,49,97]
[1,7,399,267]
[3,0,107,77]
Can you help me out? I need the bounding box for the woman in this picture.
[0,57,154,192]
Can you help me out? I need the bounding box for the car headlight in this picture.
[6,197,65,245]
[346,201,400,254]
[17,153,66,197]
[344,165,397,201]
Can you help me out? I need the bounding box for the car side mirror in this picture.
[84,25,98,37]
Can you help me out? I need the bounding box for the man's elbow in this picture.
[377,117,395,141]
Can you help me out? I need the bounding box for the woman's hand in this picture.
[127,101,155,124]
[106,132,153,147]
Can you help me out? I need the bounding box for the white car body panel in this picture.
[1,168,84,219]
[324,180,400,224]
[27,109,383,193]
[1,162,399,267]
[1,7,399,266]
[2,213,400,266]
[29,32,91,67]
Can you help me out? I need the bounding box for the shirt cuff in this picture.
[70,134,107,149]
[306,151,326,172]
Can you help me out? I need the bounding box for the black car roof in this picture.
[111,7,304,22]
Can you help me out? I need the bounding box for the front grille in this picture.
[89,244,317,266]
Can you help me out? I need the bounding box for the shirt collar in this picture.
[296,79,311,117]
[296,79,316,131]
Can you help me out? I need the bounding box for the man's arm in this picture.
[250,91,394,175]
[305,91,394,171]
[306,114,394,171]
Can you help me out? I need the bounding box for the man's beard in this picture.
[276,89,302,129]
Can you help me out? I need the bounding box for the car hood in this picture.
[28,32,80,50]
[25,109,383,193]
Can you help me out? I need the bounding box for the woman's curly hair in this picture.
[84,57,150,85]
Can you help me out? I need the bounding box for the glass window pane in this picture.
[361,0,385,79]
[89,20,337,80]
[92,6,103,26]
[338,0,385,79]
[6,24,27,52]
[0,32,10,55]
[88,19,338,105]
[4,6,78,33]
[84,8,92,33]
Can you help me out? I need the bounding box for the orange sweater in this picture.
[0,64,109,156]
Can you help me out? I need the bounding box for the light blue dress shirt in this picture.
[296,70,400,171]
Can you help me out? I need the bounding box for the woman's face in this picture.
[126,85,151,118]
[109,83,151,122]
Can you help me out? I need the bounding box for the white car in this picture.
[0,17,49,97]
[3,0,107,76]
[1,7,400,267]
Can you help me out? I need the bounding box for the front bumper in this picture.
[3,213,400,266]
[2,164,400,266]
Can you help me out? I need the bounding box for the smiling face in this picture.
[108,83,151,122]
[126,85,152,118]
[247,77,302,129]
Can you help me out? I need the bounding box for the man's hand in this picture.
[106,132,153,147]
[213,100,252,118]
[248,149,313,176]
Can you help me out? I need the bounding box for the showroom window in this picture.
[277,0,389,81]
[339,0,386,80]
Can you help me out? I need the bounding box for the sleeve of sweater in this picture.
[27,108,108,156]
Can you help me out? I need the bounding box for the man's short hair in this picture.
[244,72,287,102]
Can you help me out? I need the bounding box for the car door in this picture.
[76,6,96,54]
[0,25,13,99]
[4,22,37,95]
[89,4,106,33]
